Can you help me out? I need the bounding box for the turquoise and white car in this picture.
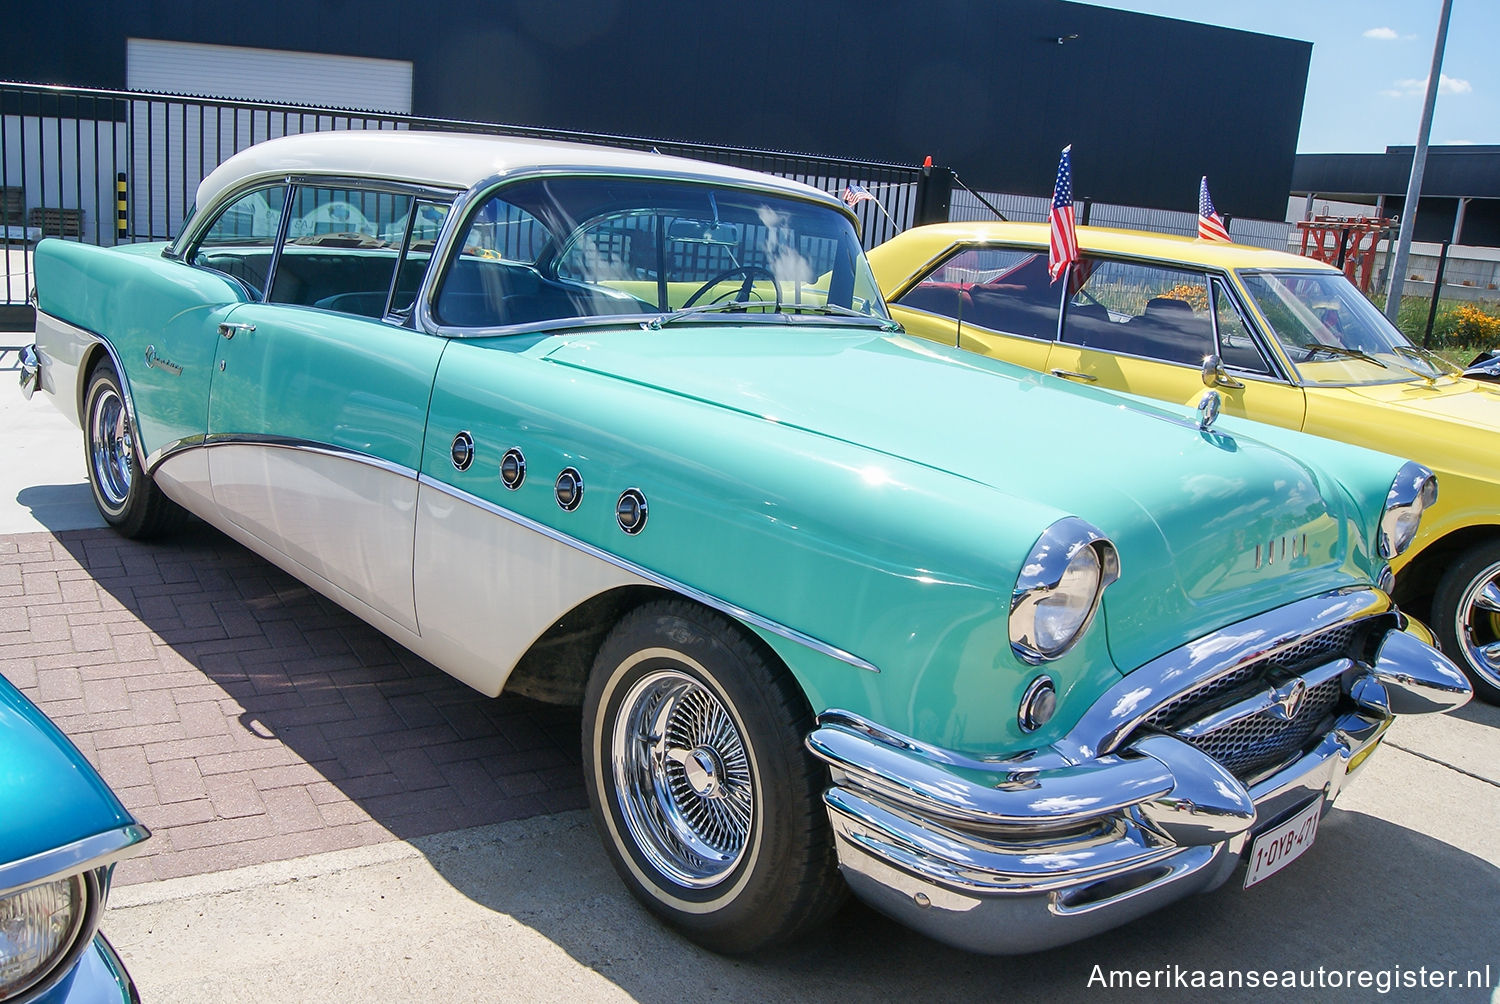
[20,132,1471,955]
[1,675,149,1002]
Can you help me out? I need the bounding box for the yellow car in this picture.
[869,222,1500,703]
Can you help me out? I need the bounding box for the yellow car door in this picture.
[1043,260,1306,429]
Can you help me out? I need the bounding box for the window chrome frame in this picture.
[413,166,878,339]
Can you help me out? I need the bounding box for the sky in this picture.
[1086,1,1497,153]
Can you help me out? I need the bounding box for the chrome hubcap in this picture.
[611,667,753,888]
[1456,561,1500,689]
[88,386,132,510]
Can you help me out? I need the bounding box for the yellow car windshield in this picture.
[1238,270,1457,385]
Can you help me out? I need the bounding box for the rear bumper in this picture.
[807,591,1470,955]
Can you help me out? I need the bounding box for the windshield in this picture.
[433,176,887,330]
[1238,270,1457,385]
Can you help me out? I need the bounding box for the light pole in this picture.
[1383,0,1454,325]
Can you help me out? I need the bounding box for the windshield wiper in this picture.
[644,300,901,331]
[1389,343,1459,382]
[643,301,770,329]
[1299,341,1387,368]
[778,302,902,331]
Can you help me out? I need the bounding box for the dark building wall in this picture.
[1293,146,1500,247]
[4,0,1309,220]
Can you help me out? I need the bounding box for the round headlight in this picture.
[1379,462,1437,559]
[0,875,88,1000]
[1010,518,1120,663]
[1033,545,1101,653]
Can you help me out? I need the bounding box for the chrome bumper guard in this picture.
[18,343,39,400]
[806,588,1470,955]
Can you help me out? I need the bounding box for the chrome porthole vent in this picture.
[450,431,475,472]
[500,448,526,490]
[616,488,648,535]
[555,467,583,511]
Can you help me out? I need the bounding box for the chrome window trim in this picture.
[0,824,151,899]
[169,174,463,257]
[413,167,869,338]
[418,472,882,675]
[1207,275,1290,382]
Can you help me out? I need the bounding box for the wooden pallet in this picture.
[28,206,84,238]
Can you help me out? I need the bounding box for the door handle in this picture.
[218,322,256,339]
[1050,368,1097,382]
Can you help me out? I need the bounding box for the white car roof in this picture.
[195,130,841,213]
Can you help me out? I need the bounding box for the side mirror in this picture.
[1201,353,1245,390]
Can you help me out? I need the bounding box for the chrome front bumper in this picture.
[806,589,1471,955]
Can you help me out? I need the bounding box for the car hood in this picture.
[541,325,1381,672]
[1319,377,1500,484]
[0,675,137,866]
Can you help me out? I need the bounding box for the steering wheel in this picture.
[683,265,781,310]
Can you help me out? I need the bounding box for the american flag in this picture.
[1048,145,1078,283]
[842,184,876,207]
[1198,176,1231,242]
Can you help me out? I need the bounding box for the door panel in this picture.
[207,304,444,631]
[1044,341,1308,428]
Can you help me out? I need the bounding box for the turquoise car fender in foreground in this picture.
[0,675,149,1003]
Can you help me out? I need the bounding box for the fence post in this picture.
[115,172,127,242]
[1423,239,1451,348]
[914,164,953,226]
[1080,198,1092,225]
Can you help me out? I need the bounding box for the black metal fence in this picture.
[0,81,930,319]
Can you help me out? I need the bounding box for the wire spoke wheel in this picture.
[87,383,133,511]
[583,600,843,953]
[614,668,754,887]
[81,365,186,539]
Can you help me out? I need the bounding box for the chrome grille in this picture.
[1140,621,1373,783]
[1176,677,1342,779]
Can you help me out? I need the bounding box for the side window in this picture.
[189,184,287,297]
[434,195,556,327]
[1062,259,1213,366]
[895,247,1058,340]
[1212,279,1271,374]
[269,186,415,317]
[390,201,451,316]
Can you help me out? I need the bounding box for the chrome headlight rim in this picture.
[1010,517,1121,664]
[0,870,100,1004]
[1379,461,1437,559]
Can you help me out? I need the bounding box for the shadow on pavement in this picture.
[45,522,585,880]
[419,807,1499,1002]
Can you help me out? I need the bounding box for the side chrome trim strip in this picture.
[418,472,881,675]
[146,434,419,480]
[0,823,152,898]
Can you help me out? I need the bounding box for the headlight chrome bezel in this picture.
[1010,517,1121,664]
[1379,461,1438,560]
[0,871,99,1003]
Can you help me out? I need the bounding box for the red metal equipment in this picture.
[1295,215,1395,293]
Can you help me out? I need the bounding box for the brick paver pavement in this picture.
[0,523,586,886]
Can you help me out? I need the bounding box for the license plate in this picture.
[1243,799,1321,889]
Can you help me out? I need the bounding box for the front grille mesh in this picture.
[1141,620,1377,783]
[1181,677,1342,778]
